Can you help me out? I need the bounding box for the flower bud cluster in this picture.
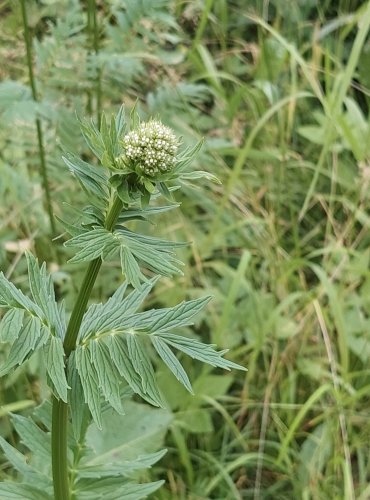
[122,120,178,177]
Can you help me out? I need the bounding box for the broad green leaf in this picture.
[0,483,52,500]
[126,334,164,407]
[176,408,213,434]
[86,402,172,463]
[151,336,193,393]
[89,340,124,414]
[0,309,24,343]
[43,336,69,402]
[75,345,102,428]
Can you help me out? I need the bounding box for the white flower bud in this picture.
[121,120,178,177]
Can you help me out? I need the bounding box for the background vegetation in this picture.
[1,0,370,498]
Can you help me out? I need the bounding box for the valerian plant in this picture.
[0,107,245,500]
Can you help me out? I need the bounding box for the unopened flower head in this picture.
[121,120,178,177]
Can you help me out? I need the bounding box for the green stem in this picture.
[52,398,69,500]
[87,0,102,125]
[51,195,123,500]
[20,0,57,238]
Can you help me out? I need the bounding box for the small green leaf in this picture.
[0,435,34,475]
[0,317,48,376]
[120,246,146,289]
[77,450,167,478]
[67,352,89,442]
[89,340,124,414]
[26,252,65,339]
[75,345,102,428]
[11,413,51,460]
[105,335,159,407]
[154,333,246,372]
[151,336,193,393]
[0,309,24,343]
[0,272,43,317]
[66,228,119,263]
[63,153,108,198]
[139,296,212,332]
[115,228,185,278]
[126,334,164,407]
[43,336,69,402]
[117,179,132,204]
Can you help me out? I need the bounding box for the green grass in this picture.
[1,0,370,498]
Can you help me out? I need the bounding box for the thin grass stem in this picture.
[87,0,102,125]
[20,0,57,239]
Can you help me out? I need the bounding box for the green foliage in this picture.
[1,0,370,498]
[0,93,243,497]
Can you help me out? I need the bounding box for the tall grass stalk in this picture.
[20,0,57,238]
[87,0,102,125]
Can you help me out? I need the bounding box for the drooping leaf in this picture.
[151,336,193,393]
[105,335,160,407]
[89,340,124,414]
[75,345,102,429]
[67,352,89,441]
[154,333,246,371]
[120,246,146,289]
[0,435,34,476]
[43,336,69,402]
[126,334,164,407]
